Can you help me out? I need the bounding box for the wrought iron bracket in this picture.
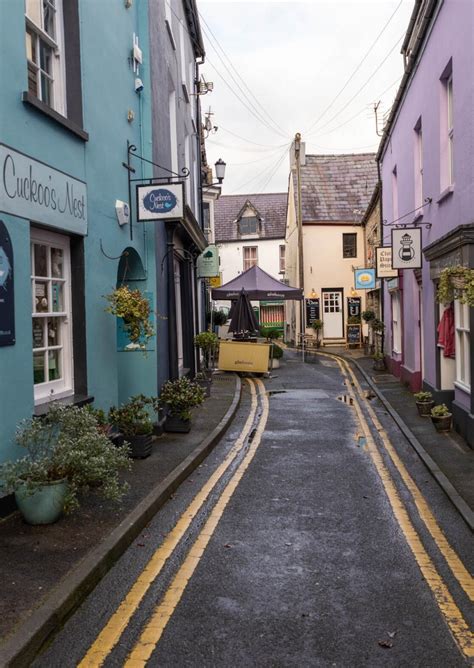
[382,197,433,229]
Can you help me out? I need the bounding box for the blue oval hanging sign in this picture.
[0,220,15,347]
[137,183,184,221]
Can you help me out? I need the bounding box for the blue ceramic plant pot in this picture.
[15,479,68,525]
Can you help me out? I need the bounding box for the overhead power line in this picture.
[231,144,290,193]
[218,124,288,149]
[304,0,404,136]
[199,11,288,138]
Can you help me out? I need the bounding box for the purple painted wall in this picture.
[379,0,474,398]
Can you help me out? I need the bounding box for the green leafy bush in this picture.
[361,310,376,322]
[0,404,131,512]
[109,396,154,438]
[159,378,205,420]
[370,318,385,332]
[437,265,474,306]
[104,286,154,346]
[347,315,361,324]
[414,391,433,403]
[431,403,451,417]
[271,343,284,360]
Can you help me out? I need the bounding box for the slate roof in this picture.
[295,153,378,223]
[214,193,287,242]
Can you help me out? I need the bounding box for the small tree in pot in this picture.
[311,319,323,347]
[159,377,205,433]
[413,391,434,418]
[194,331,219,380]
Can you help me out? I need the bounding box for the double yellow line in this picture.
[80,378,269,667]
[321,352,474,660]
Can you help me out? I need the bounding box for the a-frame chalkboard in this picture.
[0,220,15,346]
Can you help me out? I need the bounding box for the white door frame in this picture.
[322,288,344,338]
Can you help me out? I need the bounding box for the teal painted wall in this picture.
[0,0,159,464]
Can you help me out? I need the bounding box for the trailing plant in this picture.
[431,403,451,417]
[436,265,474,307]
[414,391,433,403]
[159,377,205,421]
[361,310,376,323]
[271,343,284,360]
[0,404,131,513]
[104,286,154,346]
[347,315,361,325]
[109,396,154,439]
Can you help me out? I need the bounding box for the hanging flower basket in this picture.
[104,286,154,347]
[437,265,474,307]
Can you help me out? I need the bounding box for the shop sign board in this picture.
[391,227,422,269]
[136,182,184,221]
[197,245,219,277]
[305,298,320,325]
[376,246,398,278]
[354,268,376,290]
[0,144,87,235]
[209,275,222,288]
[346,324,361,345]
[347,296,361,318]
[0,220,15,346]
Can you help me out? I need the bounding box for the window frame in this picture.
[454,300,470,391]
[342,233,357,259]
[25,0,67,116]
[414,118,423,209]
[447,75,454,186]
[391,291,402,354]
[238,216,258,237]
[279,244,286,273]
[31,227,74,405]
[243,246,258,271]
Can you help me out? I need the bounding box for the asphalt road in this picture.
[34,353,473,667]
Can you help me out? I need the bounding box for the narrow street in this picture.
[34,354,473,667]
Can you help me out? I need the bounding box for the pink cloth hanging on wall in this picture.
[437,304,455,358]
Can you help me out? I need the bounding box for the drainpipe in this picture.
[376,159,385,356]
[294,133,305,350]
[166,222,178,379]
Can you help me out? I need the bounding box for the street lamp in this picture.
[308,288,318,299]
[350,287,359,297]
[214,158,226,184]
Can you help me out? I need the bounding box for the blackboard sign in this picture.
[0,221,15,347]
[346,324,361,345]
[347,297,361,318]
[305,298,320,326]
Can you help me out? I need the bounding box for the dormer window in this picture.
[239,216,258,236]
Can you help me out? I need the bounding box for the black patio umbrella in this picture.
[228,289,259,335]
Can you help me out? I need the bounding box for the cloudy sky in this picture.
[198,0,414,194]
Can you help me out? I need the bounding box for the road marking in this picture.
[124,379,270,667]
[79,379,258,668]
[340,356,474,602]
[330,355,474,660]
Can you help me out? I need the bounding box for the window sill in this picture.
[454,381,471,395]
[22,92,89,141]
[436,184,454,204]
[34,393,94,417]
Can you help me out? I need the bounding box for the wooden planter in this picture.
[165,415,191,433]
[415,400,434,418]
[431,414,452,433]
[128,433,153,459]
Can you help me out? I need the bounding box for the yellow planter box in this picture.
[218,341,271,373]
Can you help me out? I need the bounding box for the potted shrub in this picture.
[413,391,434,418]
[86,405,125,446]
[431,404,452,432]
[194,371,211,397]
[311,319,323,347]
[260,327,281,342]
[159,377,205,433]
[104,285,154,351]
[0,404,131,524]
[109,396,154,459]
[212,310,228,327]
[269,342,283,369]
[372,352,385,371]
[361,310,376,323]
[194,331,219,377]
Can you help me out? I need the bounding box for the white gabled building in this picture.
[213,193,287,329]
